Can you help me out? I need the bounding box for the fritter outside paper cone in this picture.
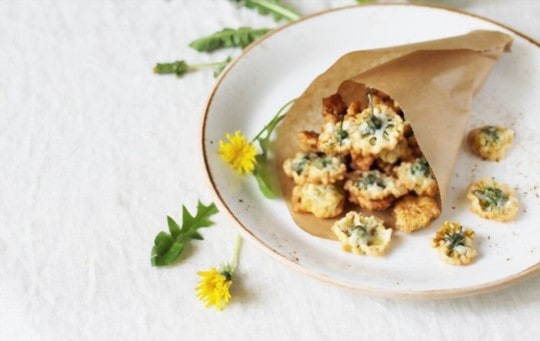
[275,30,513,240]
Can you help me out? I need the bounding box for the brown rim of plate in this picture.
[200,3,540,299]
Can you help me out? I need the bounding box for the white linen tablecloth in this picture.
[1,0,539,340]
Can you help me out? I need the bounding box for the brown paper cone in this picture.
[275,30,513,240]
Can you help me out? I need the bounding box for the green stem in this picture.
[367,86,374,114]
[251,98,296,143]
[230,235,243,272]
[153,58,231,77]
[189,61,228,70]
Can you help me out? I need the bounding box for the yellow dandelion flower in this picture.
[196,236,243,311]
[196,267,232,310]
[218,131,257,174]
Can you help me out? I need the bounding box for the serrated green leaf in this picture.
[153,231,174,254]
[151,232,175,266]
[153,60,190,77]
[163,241,185,264]
[230,0,300,22]
[167,216,181,239]
[152,239,186,266]
[190,27,271,52]
[189,231,204,240]
[196,201,219,224]
[180,201,219,234]
[150,201,219,266]
[180,205,195,233]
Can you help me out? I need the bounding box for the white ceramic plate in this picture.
[202,4,540,298]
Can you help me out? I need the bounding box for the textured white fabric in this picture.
[1,0,538,340]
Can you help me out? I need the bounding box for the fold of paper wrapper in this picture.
[275,30,513,240]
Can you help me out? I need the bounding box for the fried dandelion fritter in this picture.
[332,211,392,256]
[467,125,514,161]
[350,103,405,156]
[432,221,477,265]
[283,152,347,185]
[466,178,519,222]
[378,138,413,164]
[395,157,439,197]
[393,195,441,233]
[344,170,407,211]
[318,117,357,156]
[291,183,345,219]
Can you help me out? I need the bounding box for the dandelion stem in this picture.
[230,235,243,272]
[153,57,231,77]
[189,61,229,69]
[251,98,296,143]
[367,86,374,114]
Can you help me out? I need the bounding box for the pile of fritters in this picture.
[283,90,440,232]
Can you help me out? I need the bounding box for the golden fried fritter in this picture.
[432,221,477,265]
[331,211,392,256]
[317,117,357,156]
[378,138,413,164]
[352,195,395,211]
[467,125,514,161]
[344,170,406,211]
[395,157,439,197]
[283,152,347,185]
[291,183,345,219]
[393,195,441,233]
[466,178,519,222]
[350,103,405,156]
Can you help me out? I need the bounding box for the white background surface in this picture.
[1,0,539,340]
